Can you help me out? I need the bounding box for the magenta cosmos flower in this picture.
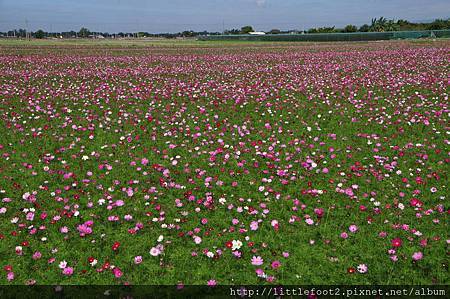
[207,279,217,286]
[271,260,281,269]
[62,267,74,276]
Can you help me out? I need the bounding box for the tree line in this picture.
[307,18,450,33]
[0,27,222,39]
[1,18,449,39]
[233,18,450,35]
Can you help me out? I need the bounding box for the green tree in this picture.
[397,19,410,26]
[269,29,281,34]
[370,17,387,32]
[359,24,370,32]
[224,29,240,34]
[137,32,150,38]
[385,20,400,31]
[308,26,336,34]
[427,19,450,30]
[78,27,91,38]
[369,17,399,32]
[344,24,357,32]
[240,26,254,34]
[182,30,195,37]
[35,29,45,39]
[18,29,26,37]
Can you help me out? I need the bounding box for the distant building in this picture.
[249,31,266,35]
[89,34,105,39]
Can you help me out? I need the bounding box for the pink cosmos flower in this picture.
[207,279,217,286]
[150,247,162,256]
[250,221,259,230]
[357,264,368,273]
[345,188,354,196]
[378,231,387,238]
[112,267,123,278]
[134,256,143,264]
[126,188,134,197]
[255,268,264,276]
[62,267,74,276]
[32,251,42,260]
[77,222,93,237]
[314,208,324,218]
[349,225,358,233]
[271,260,281,269]
[251,256,264,266]
[412,252,423,261]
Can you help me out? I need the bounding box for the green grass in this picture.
[0,39,448,286]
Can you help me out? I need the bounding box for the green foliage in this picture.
[78,27,91,38]
[359,24,370,32]
[344,25,358,33]
[369,17,399,32]
[427,19,450,30]
[34,29,45,39]
[240,26,254,34]
[269,29,281,34]
[224,29,241,35]
[137,32,150,38]
[307,26,336,34]
[181,30,195,37]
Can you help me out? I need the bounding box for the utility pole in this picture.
[222,20,225,34]
[25,19,30,39]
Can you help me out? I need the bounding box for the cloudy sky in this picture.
[0,0,449,33]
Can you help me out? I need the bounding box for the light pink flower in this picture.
[251,256,264,266]
[250,221,259,230]
[134,256,143,264]
[349,225,358,233]
[412,252,423,261]
[150,247,161,256]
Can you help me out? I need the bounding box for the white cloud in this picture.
[255,0,266,7]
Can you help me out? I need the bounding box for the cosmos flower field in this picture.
[0,40,448,286]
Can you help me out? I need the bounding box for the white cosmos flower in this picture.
[231,240,242,251]
[59,260,67,269]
